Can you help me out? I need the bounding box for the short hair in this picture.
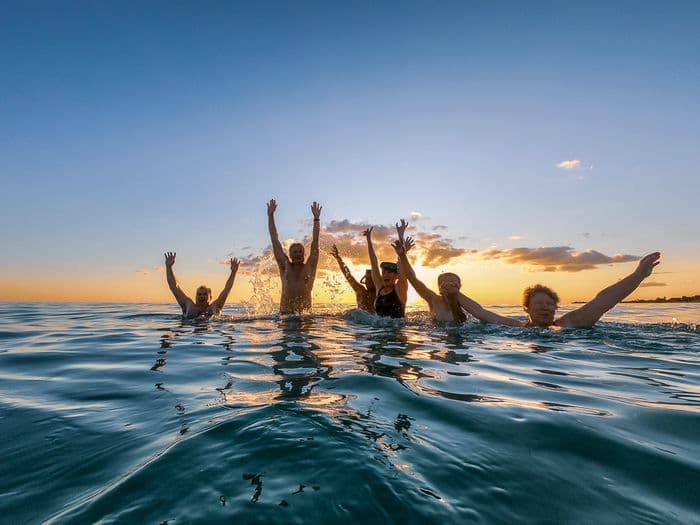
[196,285,212,298]
[522,284,559,308]
[289,242,304,252]
[437,272,461,287]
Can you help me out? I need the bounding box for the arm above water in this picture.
[212,258,240,312]
[267,199,288,272]
[331,245,364,294]
[556,252,661,328]
[164,252,193,311]
[392,237,437,306]
[363,227,384,291]
[454,291,525,327]
[306,201,322,276]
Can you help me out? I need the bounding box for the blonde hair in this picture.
[196,285,212,298]
[522,284,559,307]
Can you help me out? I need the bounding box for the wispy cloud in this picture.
[557,159,582,170]
[639,281,668,288]
[508,235,524,240]
[410,211,429,221]
[477,246,639,272]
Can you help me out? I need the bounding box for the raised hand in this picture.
[165,251,176,267]
[230,257,240,273]
[391,240,405,256]
[635,252,661,278]
[396,219,409,240]
[267,199,277,217]
[362,227,373,239]
[330,244,340,258]
[403,236,415,253]
[311,201,322,220]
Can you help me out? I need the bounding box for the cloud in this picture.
[477,246,639,272]
[235,218,468,274]
[557,159,582,170]
[433,225,448,231]
[135,269,151,276]
[508,235,524,240]
[410,211,429,221]
[639,281,668,288]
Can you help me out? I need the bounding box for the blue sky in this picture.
[1,1,698,301]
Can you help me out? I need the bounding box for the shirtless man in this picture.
[267,199,322,314]
[444,252,661,328]
[164,251,240,319]
[392,232,468,322]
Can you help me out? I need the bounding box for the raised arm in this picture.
[453,291,524,327]
[212,258,240,311]
[306,201,322,273]
[164,252,193,310]
[267,199,288,270]
[392,236,437,305]
[363,227,383,291]
[394,220,410,304]
[557,252,661,328]
[330,245,364,294]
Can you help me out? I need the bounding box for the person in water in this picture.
[391,235,467,322]
[329,244,376,313]
[363,220,411,318]
[444,252,662,328]
[164,251,240,319]
[267,198,322,314]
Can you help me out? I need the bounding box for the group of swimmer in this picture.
[165,199,661,329]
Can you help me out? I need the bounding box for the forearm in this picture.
[457,292,521,326]
[366,239,382,289]
[595,270,646,307]
[166,267,178,291]
[215,271,237,307]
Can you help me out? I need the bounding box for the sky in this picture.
[1,1,698,305]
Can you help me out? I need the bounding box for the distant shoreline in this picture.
[572,294,700,304]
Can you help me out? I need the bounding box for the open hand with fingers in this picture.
[635,252,661,278]
[311,201,322,220]
[165,252,176,267]
[267,199,277,217]
[330,244,340,259]
[362,227,373,239]
[230,258,240,273]
[396,219,409,240]
[403,236,415,253]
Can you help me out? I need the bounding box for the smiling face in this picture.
[195,286,212,307]
[524,290,558,327]
[289,243,305,264]
[437,273,461,296]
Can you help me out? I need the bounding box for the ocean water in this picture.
[0,302,698,524]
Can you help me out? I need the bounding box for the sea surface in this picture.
[1,302,699,524]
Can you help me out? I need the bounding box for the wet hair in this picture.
[437,272,461,288]
[522,284,559,308]
[380,261,398,273]
[289,242,304,252]
[196,285,212,299]
[361,269,375,289]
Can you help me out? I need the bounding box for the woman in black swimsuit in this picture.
[362,221,410,318]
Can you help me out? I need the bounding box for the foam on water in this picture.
[0,302,698,524]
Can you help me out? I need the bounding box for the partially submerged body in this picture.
[164,252,240,319]
[450,252,662,328]
[392,230,467,323]
[364,223,408,318]
[330,245,375,313]
[268,199,322,315]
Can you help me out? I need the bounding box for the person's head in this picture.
[195,285,212,307]
[437,272,461,296]
[379,261,399,288]
[360,269,375,291]
[522,284,559,327]
[289,242,305,264]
